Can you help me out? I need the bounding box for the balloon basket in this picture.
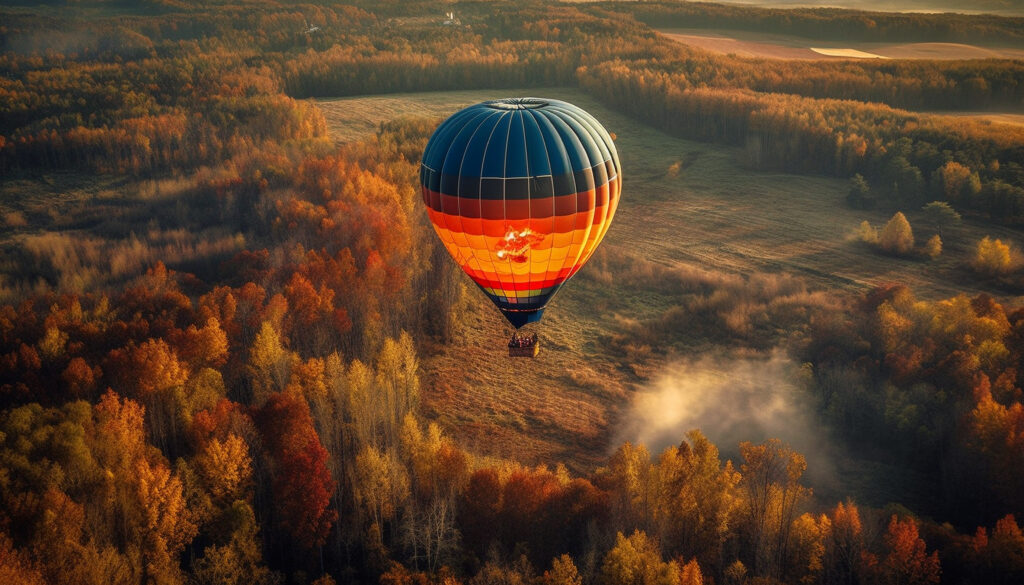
[507,333,540,357]
[508,342,540,358]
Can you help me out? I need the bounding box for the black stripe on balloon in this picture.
[425,160,612,201]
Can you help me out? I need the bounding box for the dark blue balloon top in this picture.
[420,97,617,201]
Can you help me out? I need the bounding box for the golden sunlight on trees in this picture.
[544,554,582,585]
[739,439,810,581]
[972,236,1020,276]
[354,445,410,560]
[878,212,915,256]
[133,457,199,584]
[823,501,864,585]
[194,434,252,503]
[0,531,45,585]
[653,431,740,572]
[858,213,920,257]
[857,221,879,245]
[601,530,679,585]
[936,161,979,204]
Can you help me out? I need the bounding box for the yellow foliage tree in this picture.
[601,530,680,585]
[856,221,878,245]
[972,236,1018,276]
[133,458,199,584]
[248,321,294,406]
[544,554,582,585]
[195,434,252,503]
[878,212,914,256]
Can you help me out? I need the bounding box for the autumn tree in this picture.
[605,442,655,532]
[60,357,102,399]
[878,212,914,256]
[865,515,940,585]
[399,415,470,571]
[739,439,810,581]
[857,221,879,245]
[192,502,279,585]
[969,514,1024,584]
[787,513,827,584]
[353,445,410,563]
[653,430,740,573]
[0,531,45,585]
[601,530,679,585]
[972,236,1019,276]
[678,559,702,585]
[935,161,979,204]
[545,554,582,585]
[822,501,864,585]
[194,433,252,504]
[132,457,199,584]
[256,389,337,550]
[168,318,229,371]
[91,391,197,583]
[248,321,296,406]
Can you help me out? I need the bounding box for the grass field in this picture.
[658,28,1024,60]
[317,88,1024,506]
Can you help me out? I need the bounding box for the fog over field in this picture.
[614,350,841,483]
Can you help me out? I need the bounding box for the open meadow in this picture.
[319,88,1024,506]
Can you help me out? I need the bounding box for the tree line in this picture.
[578,62,1024,222]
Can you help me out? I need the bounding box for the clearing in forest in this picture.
[658,28,1024,60]
[317,88,1024,507]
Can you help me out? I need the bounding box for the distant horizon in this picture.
[711,0,1024,16]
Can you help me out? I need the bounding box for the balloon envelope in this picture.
[419,97,621,328]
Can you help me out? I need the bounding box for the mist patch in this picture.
[615,349,840,492]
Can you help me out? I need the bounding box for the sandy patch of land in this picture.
[659,28,1024,60]
[659,29,827,59]
[811,47,888,58]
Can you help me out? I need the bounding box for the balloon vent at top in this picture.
[419,97,621,328]
[486,98,550,110]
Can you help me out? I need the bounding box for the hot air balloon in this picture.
[419,97,621,351]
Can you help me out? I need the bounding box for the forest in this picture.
[2,1,1024,584]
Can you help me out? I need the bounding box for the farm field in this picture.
[658,27,1024,60]
[938,111,1024,126]
[318,88,1024,505]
